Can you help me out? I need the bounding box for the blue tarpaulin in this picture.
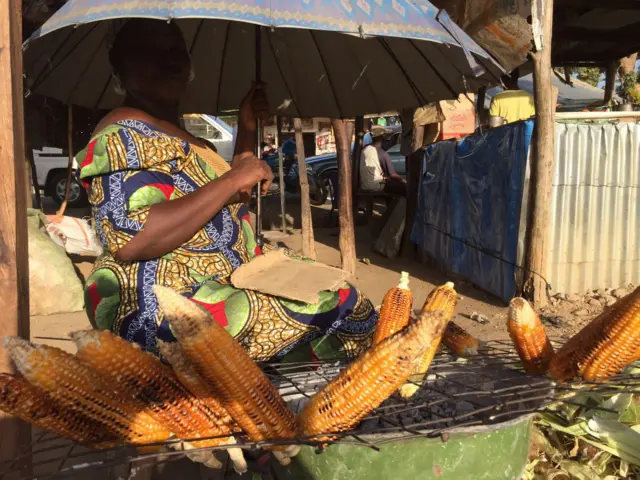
[411,120,534,303]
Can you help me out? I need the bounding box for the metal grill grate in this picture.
[2,339,639,479]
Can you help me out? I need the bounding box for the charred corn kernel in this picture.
[157,339,237,433]
[550,287,640,381]
[71,330,233,450]
[4,337,170,446]
[399,283,456,398]
[0,373,111,445]
[299,311,449,440]
[508,298,555,374]
[443,322,480,357]
[373,272,414,345]
[154,286,297,452]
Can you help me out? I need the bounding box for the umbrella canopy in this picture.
[24,0,502,117]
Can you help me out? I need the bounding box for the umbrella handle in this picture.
[254,25,264,248]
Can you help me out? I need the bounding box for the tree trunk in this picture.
[524,0,555,308]
[0,0,32,466]
[294,118,316,260]
[604,60,619,106]
[332,119,357,276]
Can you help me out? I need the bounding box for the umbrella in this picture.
[24,0,502,118]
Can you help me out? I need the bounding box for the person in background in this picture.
[362,118,373,147]
[360,125,406,196]
[281,134,297,175]
[489,70,535,125]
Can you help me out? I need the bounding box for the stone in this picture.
[606,297,617,307]
[588,298,602,308]
[566,293,581,303]
[612,288,628,299]
[573,309,590,317]
[596,289,607,297]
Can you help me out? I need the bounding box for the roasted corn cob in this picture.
[71,330,233,454]
[372,272,413,345]
[299,310,449,440]
[399,282,456,398]
[443,321,480,357]
[508,298,555,374]
[4,337,170,446]
[549,287,640,381]
[154,286,298,455]
[0,373,111,446]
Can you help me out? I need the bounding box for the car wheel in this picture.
[47,171,89,208]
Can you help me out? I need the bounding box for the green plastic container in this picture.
[273,416,532,480]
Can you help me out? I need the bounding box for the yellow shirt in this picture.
[489,90,536,124]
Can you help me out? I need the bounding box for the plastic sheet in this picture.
[411,121,534,302]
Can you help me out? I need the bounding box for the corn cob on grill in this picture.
[157,340,237,432]
[0,373,111,446]
[4,337,171,446]
[299,311,449,440]
[508,298,555,374]
[399,282,456,399]
[153,286,298,453]
[442,321,480,357]
[71,330,233,451]
[549,287,640,380]
[372,272,413,345]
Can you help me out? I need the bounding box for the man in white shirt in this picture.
[359,125,406,196]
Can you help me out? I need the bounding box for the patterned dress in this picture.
[77,119,378,362]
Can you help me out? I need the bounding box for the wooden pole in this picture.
[332,119,357,276]
[56,104,74,216]
[524,0,555,308]
[294,118,316,259]
[25,136,42,210]
[604,60,619,106]
[275,116,286,233]
[0,0,32,466]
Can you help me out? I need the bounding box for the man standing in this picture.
[360,125,406,196]
[489,70,536,124]
[281,135,297,175]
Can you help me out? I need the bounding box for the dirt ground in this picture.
[31,194,611,353]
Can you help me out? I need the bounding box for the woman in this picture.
[78,19,378,362]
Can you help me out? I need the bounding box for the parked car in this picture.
[32,147,88,208]
[182,114,235,161]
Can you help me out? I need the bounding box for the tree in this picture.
[575,67,603,87]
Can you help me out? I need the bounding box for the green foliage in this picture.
[616,72,640,104]
[575,67,604,88]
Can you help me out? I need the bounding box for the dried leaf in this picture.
[559,460,602,480]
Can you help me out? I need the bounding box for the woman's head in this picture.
[109,19,191,107]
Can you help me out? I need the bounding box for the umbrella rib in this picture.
[215,21,231,115]
[376,37,427,107]
[265,30,302,117]
[189,19,205,56]
[31,23,101,95]
[92,69,113,111]
[309,30,343,118]
[407,39,458,99]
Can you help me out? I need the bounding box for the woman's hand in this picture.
[229,153,273,196]
[238,82,269,133]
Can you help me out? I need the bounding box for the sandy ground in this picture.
[31,193,593,354]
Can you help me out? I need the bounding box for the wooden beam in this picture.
[294,118,316,260]
[0,0,32,466]
[524,0,555,308]
[332,119,357,276]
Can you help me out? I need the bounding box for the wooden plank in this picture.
[0,0,32,469]
[332,119,357,276]
[524,0,555,308]
[294,118,316,260]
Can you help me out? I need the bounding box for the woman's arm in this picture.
[116,156,271,262]
[233,82,269,159]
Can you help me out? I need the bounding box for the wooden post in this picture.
[56,104,74,216]
[332,119,357,276]
[524,0,555,308]
[274,117,286,233]
[0,0,32,467]
[294,118,316,259]
[604,60,619,106]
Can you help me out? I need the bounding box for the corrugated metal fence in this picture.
[546,122,640,294]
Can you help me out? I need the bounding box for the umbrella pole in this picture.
[294,118,316,260]
[0,0,32,469]
[254,25,263,247]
